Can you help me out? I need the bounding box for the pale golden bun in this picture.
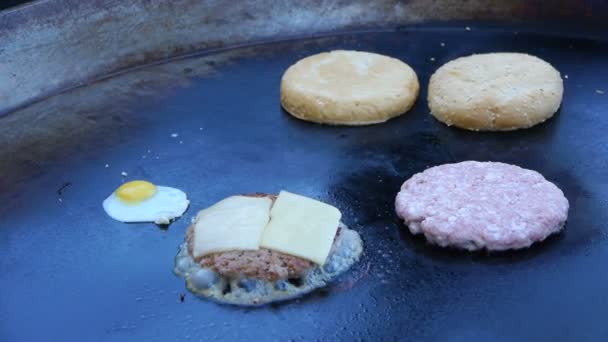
[280,50,419,125]
[428,53,563,131]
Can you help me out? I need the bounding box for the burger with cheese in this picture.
[174,190,363,305]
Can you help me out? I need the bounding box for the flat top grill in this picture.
[1,27,607,341]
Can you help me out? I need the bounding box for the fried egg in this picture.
[103,180,189,224]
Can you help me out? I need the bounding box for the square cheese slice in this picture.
[192,196,272,258]
[260,191,341,265]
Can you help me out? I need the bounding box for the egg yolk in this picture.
[116,180,157,203]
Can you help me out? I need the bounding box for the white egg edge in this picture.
[102,186,190,224]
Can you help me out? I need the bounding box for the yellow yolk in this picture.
[116,180,157,204]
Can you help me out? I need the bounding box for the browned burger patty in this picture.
[186,225,314,281]
[186,193,341,281]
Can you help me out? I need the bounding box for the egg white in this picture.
[103,186,189,224]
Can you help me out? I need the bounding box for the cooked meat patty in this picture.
[186,225,314,281]
[395,161,569,251]
[186,192,342,281]
[175,222,362,306]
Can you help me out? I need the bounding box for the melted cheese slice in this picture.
[192,196,272,258]
[260,191,341,265]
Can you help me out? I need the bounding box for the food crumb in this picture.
[56,182,72,196]
[105,164,109,168]
[465,26,471,31]
[147,149,151,153]
[564,75,569,79]
[171,133,179,138]
[430,57,436,62]
[121,171,128,177]
[596,89,605,94]
[440,42,445,47]
[199,127,203,131]
[179,141,183,144]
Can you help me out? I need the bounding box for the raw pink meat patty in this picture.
[395,161,569,251]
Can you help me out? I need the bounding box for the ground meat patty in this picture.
[395,161,569,251]
[186,225,314,281]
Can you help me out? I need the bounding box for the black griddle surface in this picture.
[1,27,608,341]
